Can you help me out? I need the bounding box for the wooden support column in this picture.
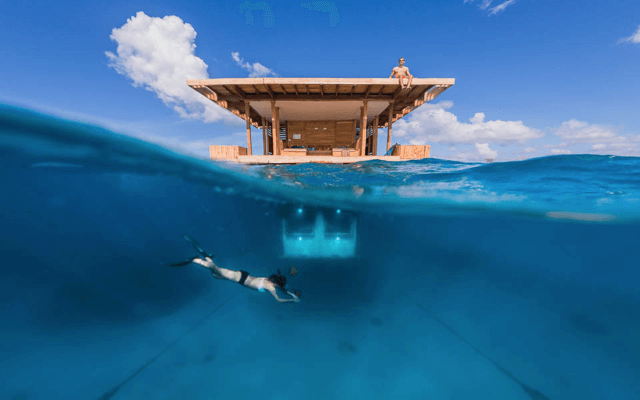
[366,124,370,156]
[371,125,374,154]
[364,124,369,156]
[373,115,379,155]
[267,120,273,154]
[358,106,364,154]
[360,100,368,156]
[275,107,281,155]
[261,117,266,155]
[387,100,394,153]
[244,101,252,155]
[270,101,277,156]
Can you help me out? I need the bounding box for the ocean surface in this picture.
[1,103,639,400]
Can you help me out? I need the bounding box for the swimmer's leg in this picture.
[192,257,224,278]
[210,270,224,279]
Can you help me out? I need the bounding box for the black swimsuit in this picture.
[238,270,249,286]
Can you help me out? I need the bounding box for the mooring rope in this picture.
[98,293,237,400]
[400,290,550,400]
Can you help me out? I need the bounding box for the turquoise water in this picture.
[1,104,639,399]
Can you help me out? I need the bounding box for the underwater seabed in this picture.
[1,106,639,399]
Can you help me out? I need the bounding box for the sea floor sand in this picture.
[2,265,637,400]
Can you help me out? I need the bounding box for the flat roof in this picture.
[187,78,455,128]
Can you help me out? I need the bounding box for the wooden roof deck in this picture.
[187,78,455,128]
[235,155,403,164]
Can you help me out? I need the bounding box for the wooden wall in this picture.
[286,120,356,150]
[392,145,431,160]
[209,145,247,160]
[335,121,356,147]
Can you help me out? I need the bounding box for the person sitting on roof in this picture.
[170,236,300,303]
[389,57,413,90]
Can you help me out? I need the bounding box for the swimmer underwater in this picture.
[170,236,300,303]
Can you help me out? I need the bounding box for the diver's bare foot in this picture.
[192,258,215,270]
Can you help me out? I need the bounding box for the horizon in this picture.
[1,0,638,161]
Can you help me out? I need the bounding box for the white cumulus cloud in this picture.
[550,120,640,156]
[393,101,544,146]
[105,12,229,123]
[552,119,628,144]
[550,149,572,155]
[231,52,277,77]
[475,143,498,159]
[619,25,640,44]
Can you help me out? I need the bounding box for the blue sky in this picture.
[1,0,639,161]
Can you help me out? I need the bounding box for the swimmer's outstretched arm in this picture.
[268,287,299,303]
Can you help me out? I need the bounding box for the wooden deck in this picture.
[187,78,455,129]
[188,77,451,158]
[209,144,429,164]
[235,155,402,164]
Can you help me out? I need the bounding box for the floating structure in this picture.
[187,77,454,164]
